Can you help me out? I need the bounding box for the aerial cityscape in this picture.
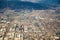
[0,0,60,40]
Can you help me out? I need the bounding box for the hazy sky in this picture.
[21,0,39,2]
[6,0,59,4]
[7,0,40,3]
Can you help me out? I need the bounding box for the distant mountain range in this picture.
[0,1,60,10]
